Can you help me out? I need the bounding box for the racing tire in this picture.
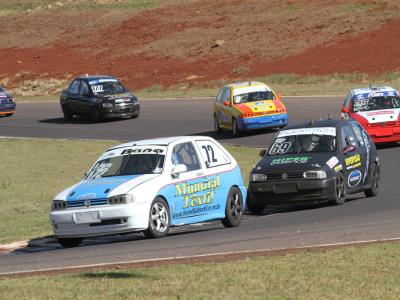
[91,108,103,123]
[5,113,13,117]
[333,172,346,205]
[214,114,222,134]
[246,193,265,214]
[221,186,244,227]
[364,163,380,198]
[232,118,241,137]
[57,237,82,248]
[62,107,73,121]
[143,197,170,238]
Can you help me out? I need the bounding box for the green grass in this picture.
[0,138,259,244]
[1,243,400,299]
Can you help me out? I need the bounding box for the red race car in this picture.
[341,86,400,143]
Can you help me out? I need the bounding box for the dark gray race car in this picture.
[247,119,380,213]
[0,86,16,117]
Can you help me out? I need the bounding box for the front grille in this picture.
[67,198,108,208]
[266,171,303,180]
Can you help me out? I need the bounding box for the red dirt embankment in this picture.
[1,0,400,90]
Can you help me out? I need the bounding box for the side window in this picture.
[79,81,89,96]
[195,140,231,168]
[224,88,231,102]
[344,92,352,107]
[171,142,201,172]
[68,80,81,95]
[340,125,359,149]
[216,89,224,103]
[350,123,364,146]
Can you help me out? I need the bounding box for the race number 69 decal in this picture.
[269,140,291,155]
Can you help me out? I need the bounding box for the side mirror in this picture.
[259,148,268,157]
[341,107,349,113]
[171,164,187,178]
[223,100,231,106]
[276,94,283,100]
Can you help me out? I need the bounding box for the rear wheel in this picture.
[57,237,82,248]
[91,108,103,123]
[221,187,243,227]
[232,118,240,137]
[333,172,346,205]
[214,114,222,133]
[143,197,170,238]
[364,163,379,198]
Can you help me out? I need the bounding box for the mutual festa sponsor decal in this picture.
[348,170,362,187]
[175,176,221,209]
[277,127,336,137]
[345,154,361,170]
[270,156,311,165]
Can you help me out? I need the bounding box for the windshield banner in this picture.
[278,127,336,137]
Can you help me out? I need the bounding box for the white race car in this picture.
[49,136,247,247]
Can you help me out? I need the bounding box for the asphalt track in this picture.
[1,96,400,275]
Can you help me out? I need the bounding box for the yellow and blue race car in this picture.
[213,81,288,136]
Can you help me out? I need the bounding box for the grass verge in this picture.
[8,72,400,102]
[1,242,400,299]
[0,138,259,244]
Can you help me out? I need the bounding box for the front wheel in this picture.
[57,237,82,248]
[221,187,244,227]
[62,107,73,121]
[364,163,380,198]
[333,172,346,205]
[143,197,170,238]
[214,114,222,133]
[91,108,103,123]
[246,193,265,214]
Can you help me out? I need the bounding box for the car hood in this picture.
[235,100,280,114]
[56,174,159,201]
[254,153,337,173]
[355,109,400,124]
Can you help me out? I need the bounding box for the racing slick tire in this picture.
[364,163,380,198]
[91,108,103,123]
[246,193,265,214]
[221,186,244,227]
[62,107,73,121]
[143,197,171,238]
[214,114,223,134]
[332,172,346,205]
[57,237,82,248]
[232,118,241,137]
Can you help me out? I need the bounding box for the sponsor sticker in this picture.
[326,156,339,169]
[345,154,361,166]
[348,170,362,187]
[278,127,336,137]
[334,164,343,172]
[270,156,311,165]
[346,162,361,170]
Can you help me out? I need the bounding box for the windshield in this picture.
[352,96,400,112]
[269,127,337,155]
[86,154,165,179]
[89,81,126,94]
[233,91,274,104]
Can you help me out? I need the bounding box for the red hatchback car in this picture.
[341,86,400,143]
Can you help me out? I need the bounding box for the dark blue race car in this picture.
[0,86,16,117]
[60,75,140,122]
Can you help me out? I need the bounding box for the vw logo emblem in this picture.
[84,200,90,208]
[282,173,288,180]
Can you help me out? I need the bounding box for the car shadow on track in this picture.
[38,116,134,125]
[188,128,278,141]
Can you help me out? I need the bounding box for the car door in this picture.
[66,79,81,113]
[215,88,232,128]
[169,141,209,225]
[77,81,92,113]
[340,123,367,191]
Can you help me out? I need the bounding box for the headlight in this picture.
[102,102,113,108]
[108,194,134,205]
[303,170,326,179]
[250,173,267,182]
[52,200,67,210]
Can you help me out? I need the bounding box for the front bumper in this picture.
[101,103,140,118]
[365,126,400,143]
[0,103,16,115]
[49,202,148,238]
[238,113,288,130]
[248,177,336,204]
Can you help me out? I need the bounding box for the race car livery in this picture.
[49,136,246,247]
[0,86,16,117]
[213,81,288,137]
[341,86,400,143]
[60,75,140,122]
[247,119,379,213]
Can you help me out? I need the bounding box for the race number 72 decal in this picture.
[201,145,217,163]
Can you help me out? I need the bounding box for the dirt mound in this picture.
[1,0,400,92]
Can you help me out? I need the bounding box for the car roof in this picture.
[107,136,217,151]
[77,75,117,81]
[224,81,271,90]
[282,119,346,131]
[351,86,398,96]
